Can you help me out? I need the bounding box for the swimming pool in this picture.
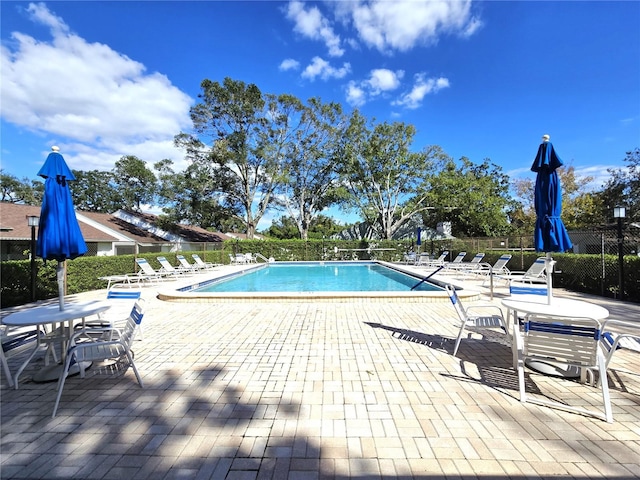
[191,262,440,293]
[157,261,476,303]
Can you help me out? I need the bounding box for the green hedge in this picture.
[2,241,638,308]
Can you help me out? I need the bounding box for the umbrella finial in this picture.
[51,146,60,152]
[542,134,550,142]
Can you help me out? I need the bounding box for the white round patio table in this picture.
[3,301,110,385]
[501,296,609,378]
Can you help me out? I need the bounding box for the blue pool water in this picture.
[190,262,440,293]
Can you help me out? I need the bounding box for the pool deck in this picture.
[1,265,639,479]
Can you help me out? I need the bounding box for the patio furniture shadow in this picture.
[365,321,536,396]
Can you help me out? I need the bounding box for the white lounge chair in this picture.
[157,256,193,276]
[445,284,507,356]
[191,254,219,270]
[135,258,174,281]
[52,300,146,418]
[514,314,613,423]
[496,257,547,284]
[417,251,449,267]
[176,254,201,272]
[445,252,485,272]
[471,254,512,283]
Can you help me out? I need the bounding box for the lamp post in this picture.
[27,215,39,302]
[613,206,626,301]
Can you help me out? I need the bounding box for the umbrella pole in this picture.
[545,252,554,305]
[57,261,65,311]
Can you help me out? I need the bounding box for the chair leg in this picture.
[597,354,613,423]
[52,354,74,418]
[1,351,14,388]
[127,351,144,388]
[452,324,466,356]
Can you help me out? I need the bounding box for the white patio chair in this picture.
[52,300,146,418]
[513,314,613,423]
[244,253,257,263]
[445,284,507,356]
[78,286,143,340]
[402,252,417,264]
[229,253,247,265]
[1,325,48,388]
[599,318,640,370]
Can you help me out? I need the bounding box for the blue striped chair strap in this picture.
[131,309,144,325]
[511,286,546,295]
[2,329,44,352]
[526,321,600,340]
[107,291,142,299]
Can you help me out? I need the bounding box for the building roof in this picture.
[0,203,118,242]
[78,210,168,244]
[116,210,230,243]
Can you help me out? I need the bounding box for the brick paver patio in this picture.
[1,269,639,479]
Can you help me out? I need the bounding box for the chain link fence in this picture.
[455,228,640,301]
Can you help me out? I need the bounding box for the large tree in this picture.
[70,169,122,212]
[175,77,284,238]
[113,155,157,211]
[0,171,42,204]
[423,157,514,237]
[276,96,347,240]
[336,111,442,239]
[511,163,602,231]
[598,148,640,222]
[154,159,237,230]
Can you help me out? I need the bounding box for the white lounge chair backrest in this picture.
[491,254,512,273]
[192,254,216,269]
[52,299,146,418]
[445,284,507,356]
[469,253,485,264]
[176,254,196,271]
[514,314,612,422]
[450,252,466,264]
[136,258,161,277]
[157,256,178,273]
[523,258,547,280]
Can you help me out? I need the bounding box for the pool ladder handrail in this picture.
[254,252,272,263]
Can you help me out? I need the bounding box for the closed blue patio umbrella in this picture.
[36,147,87,310]
[531,135,572,304]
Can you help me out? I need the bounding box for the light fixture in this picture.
[27,215,39,227]
[613,206,626,219]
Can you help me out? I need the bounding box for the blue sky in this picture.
[1,1,639,226]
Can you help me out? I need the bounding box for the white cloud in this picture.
[0,2,193,172]
[346,81,367,107]
[285,1,344,57]
[346,0,482,53]
[346,68,419,107]
[366,68,404,94]
[393,74,450,109]
[279,58,300,71]
[302,56,351,81]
